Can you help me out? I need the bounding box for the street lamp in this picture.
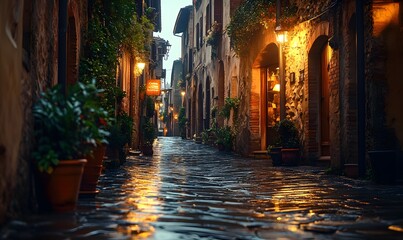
[136,62,146,71]
[181,90,186,107]
[275,26,288,121]
[164,41,171,61]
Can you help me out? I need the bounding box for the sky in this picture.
[154,0,192,88]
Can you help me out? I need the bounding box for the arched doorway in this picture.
[252,43,279,150]
[308,35,330,159]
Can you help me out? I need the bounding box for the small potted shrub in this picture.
[216,126,233,151]
[277,119,301,166]
[32,80,108,211]
[141,118,156,156]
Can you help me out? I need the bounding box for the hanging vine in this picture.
[80,0,154,114]
[226,0,297,56]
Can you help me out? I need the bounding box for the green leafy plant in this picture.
[142,118,156,146]
[145,96,155,118]
[80,0,154,115]
[277,119,300,148]
[32,81,110,173]
[216,126,234,150]
[219,97,240,120]
[107,111,133,150]
[226,0,297,56]
[201,130,209,144]
[205,21,222,47]
[178,107,187,139]
[70,80,112,146]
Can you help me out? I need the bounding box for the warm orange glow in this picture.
[181,90,186,96]
[120,158,162,238]
[136,62,146,71]
[272,83,280,92]
[146,79,161,96]
[373,3,399,37]
[275,30,288,44]
[174,114,178,120]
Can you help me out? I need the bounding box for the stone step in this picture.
[250,150,268,159]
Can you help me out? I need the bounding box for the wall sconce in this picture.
[174,114,178,120]
[272,84,280,92]
[275,26,288,44]
[136,62,146,71]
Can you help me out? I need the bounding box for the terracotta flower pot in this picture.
[281,148,300,166]
[80,144,106,195]
[39,159,87,212]
[268,147,282,166]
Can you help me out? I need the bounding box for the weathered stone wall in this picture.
[0,0,24,223]
[3,0,89,220]
[368,2,403,152]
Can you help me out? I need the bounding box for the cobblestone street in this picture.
[2,137,403,239]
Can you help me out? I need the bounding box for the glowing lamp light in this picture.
[136,62,146,71]
[275,26,288,44]
[181,90,186,97]
[272,83,280,92]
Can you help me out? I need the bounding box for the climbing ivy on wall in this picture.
[80,0,154,114]
[226,0,297,56]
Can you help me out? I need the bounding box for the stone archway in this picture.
[251,43,279,151]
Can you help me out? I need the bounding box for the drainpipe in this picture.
[356,0,366,177]
[58,0,67,95]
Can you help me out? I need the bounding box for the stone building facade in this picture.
[183,0,402,176]
[235,0,403,173]
[0,0,87,222]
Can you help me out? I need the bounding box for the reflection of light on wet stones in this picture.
[389,224,403,232]
[2,137,403,239]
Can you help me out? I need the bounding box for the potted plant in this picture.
[141,118,156,156]
[106,111,133,166]
[216,126,233,151]
[277,119,301,166]
[32,81,107,212]
[178,107,187,139]
[267,122,282,166]
[70,81,112,195]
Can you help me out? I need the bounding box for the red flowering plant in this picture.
[32,80,112,173]
[70,80,112,149]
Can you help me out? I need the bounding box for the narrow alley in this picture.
[2,137,403,239]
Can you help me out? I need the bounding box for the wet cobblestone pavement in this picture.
[2,137,403,239]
